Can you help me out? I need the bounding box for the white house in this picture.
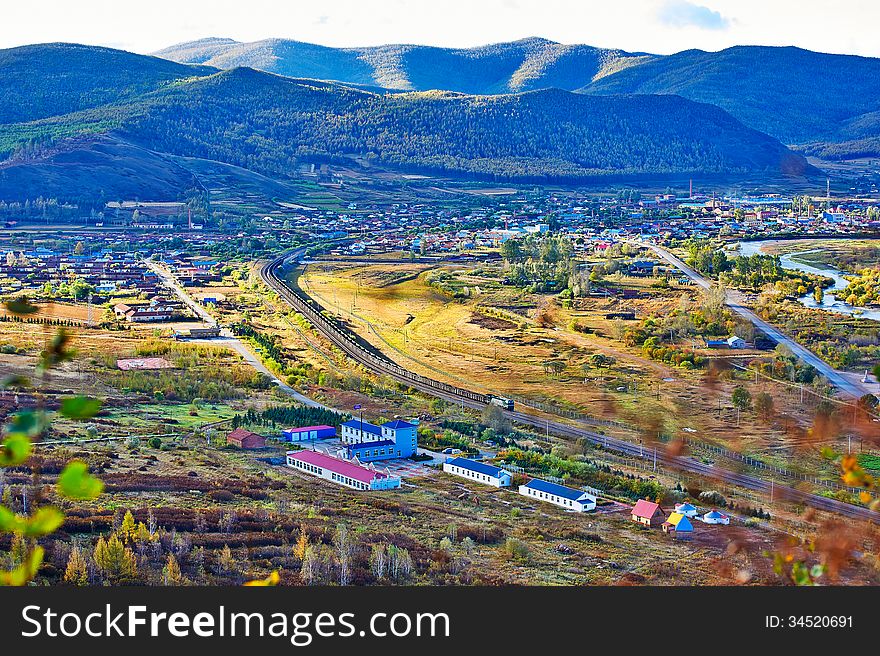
[443,457,512,487]
[701,510,730,525]
[674,502,699,518]
[726,335,747,349]
[518,479,596,512]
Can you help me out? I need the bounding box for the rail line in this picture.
[261,250,880,523]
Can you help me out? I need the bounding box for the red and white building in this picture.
[286,450,401,491]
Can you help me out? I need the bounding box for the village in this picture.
[222,415,732,542]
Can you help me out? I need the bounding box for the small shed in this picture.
[701,510,730,525]
[282,425,336,442]
[662,512,694,536]
[631,499,666,527]
[674,502,699,518]
[226,428,266,449]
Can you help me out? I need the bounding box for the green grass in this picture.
[858,453,880,472]
[106,402,239,431]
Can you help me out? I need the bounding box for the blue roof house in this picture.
[442,457,512,487]
[518,478,597,512]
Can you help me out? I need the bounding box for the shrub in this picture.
[501,538,531,562]
[209,490,236,503]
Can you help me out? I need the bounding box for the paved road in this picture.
[642,242,869,398]
[147,257,329,410]
[145,259,217,326]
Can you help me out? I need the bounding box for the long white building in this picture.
[442,457,512,487]
[518,478,596,512]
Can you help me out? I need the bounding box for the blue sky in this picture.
[1,0,877,57]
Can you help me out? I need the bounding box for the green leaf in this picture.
[8,409,43,436]
[0,433,32,467]
[38,328,74,372]
[4,297,38,316]
[24,507,64,537]
[60,396,102,420]
[0,546,44,586]
[0,506,63,536]
[0,506,26,533]
[57,461,103,500]
[0,375,29,389]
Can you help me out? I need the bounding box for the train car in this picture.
[489,396,514,411]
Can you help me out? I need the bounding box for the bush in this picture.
[209,490,236,503]
[501,538,531,562]
[148,437,162,449]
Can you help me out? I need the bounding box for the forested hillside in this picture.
[156,38,880,146]
[0,43,214,124]
[0,66,809,185]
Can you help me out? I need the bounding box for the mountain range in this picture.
[3,38,866,204]
[157,37,880,146]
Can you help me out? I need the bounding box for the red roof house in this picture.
[631,499,667,527]
[226,428,266,449]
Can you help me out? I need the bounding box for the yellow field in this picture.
[297,261,857,479]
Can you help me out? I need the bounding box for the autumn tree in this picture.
[93,534,137,583]
[63,544,89,586]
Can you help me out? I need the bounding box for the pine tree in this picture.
[163,553,187,585]
[292,526,309,561]
[93,534,137,582]
[63,545,89,586]
[119,510,137,543]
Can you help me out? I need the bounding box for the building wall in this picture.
[518,485,595,512]
[284,427,335,442]
[443,463,511,487]
[286,454,399,491]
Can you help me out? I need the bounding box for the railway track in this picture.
[261,250,880,523]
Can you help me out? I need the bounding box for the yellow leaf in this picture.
[243,570,280,586]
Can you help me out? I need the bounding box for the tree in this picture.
[163,553,187,585]
[731,385,752,425]
[754,392,774,420]
[73,241,85,256]
[93,534,137,583]
[814,286,824,304]
[334,523,352,586]
[63,544,89,586]
[732,386,752,411]
[499,239,523,265]
[481,405,511,434]
[293,526,309,561]
[119,509,137,543]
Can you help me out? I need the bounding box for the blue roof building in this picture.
[443,457,512,487]
[341,418,417,461]
[518,478,597,512]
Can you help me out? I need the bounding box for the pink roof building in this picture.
[286,450,401,491]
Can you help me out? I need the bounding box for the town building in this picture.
[442,457,512,487]
[340,418,418,461]
[226,428,266,449]
[631,499,667,527]
[518,478,596,512]
[286,450,401,491]
[282,425,336,442]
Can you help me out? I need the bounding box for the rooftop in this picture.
[446,457,508,478]
[287,450,389,484]
[522,478,593,502]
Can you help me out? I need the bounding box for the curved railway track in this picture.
[261,250,880,523]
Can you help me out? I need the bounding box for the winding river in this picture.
[735,239,880,322]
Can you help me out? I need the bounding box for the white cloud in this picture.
[657,1,730,30]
